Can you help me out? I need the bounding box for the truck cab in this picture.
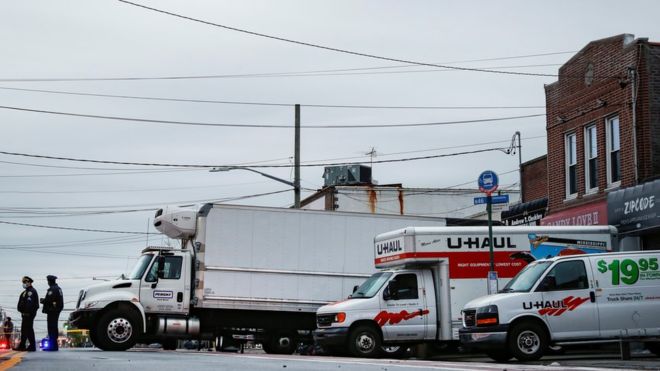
[71,247,196,350]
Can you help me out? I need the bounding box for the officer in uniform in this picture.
[42,275,64,351]
[16,276,39,351]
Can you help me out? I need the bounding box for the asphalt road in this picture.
[1,348,659,371]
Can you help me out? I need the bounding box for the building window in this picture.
[606,116,621,186]
[585,125,598,192]
[566,133,578,198]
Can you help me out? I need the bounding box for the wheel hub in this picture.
[357,334,375,352]
[517,330,540,354]
[107,318,133,344]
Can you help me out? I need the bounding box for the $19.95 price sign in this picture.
[597,257,660,286]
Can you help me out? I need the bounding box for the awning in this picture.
[501,198,547,226]
[607,178,660,235]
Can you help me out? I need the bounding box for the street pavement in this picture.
[1,348,659,371]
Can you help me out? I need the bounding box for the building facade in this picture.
[542,34,660,250]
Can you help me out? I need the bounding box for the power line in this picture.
[0,104,544,129]
[0,220,149,234]
[117,0,562,78]
[0,147,510,169]
[0,86,545,110]
[117,1,620,81]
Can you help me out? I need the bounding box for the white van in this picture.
[460,250,660,361]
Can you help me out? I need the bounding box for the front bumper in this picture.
[459,325,509,351]
[69,309,100,329]
[313,327,349,348]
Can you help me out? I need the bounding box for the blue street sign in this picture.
[474,195,510,205]
[478,170,499,194]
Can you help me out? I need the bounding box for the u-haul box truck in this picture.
[313,225,616,357]
[460,250,660,362]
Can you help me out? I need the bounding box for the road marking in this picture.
[0,351,24,371]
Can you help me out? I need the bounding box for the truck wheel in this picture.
[507,321,547,361]
[646,342,660,356]
[162,339,178,350]
[485,350,513,362]
[89,328,100,348]
[263,332,296,354]
[94,309,140,351]
[381,345,407,358]
[348,325,381,358]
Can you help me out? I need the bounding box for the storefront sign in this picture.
[541,200,607,226]
[608,179,660,234]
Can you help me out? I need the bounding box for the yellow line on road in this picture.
[0,351,24,371]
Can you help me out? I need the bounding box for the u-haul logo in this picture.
[153,290,174,299]
[523,296,590,316]
[374,309,430,327]
[376,238,404,256]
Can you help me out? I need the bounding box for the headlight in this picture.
[334,312,346,323]
[476,305,499,326]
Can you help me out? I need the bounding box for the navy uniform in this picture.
[16,276,39,351]
[42,275,64,351]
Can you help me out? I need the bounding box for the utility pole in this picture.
[294,104,301,208]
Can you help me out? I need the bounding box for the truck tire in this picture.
[162,339,178,350]
[646,342,660,356]
[507,321,547,361]
[485,350,513,362]
[262,332,296,354]
[348,325,382,358]
[381,345,407,358]
[94,309,140,351]
[89,328,100,348]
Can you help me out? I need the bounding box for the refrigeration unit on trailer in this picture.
[460,250,660,362]
[314,225,616,357]
[69,204,448,352]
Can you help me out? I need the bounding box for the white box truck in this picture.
[69,204,448,352]
[313,225,616,357]
[460,250,660,362]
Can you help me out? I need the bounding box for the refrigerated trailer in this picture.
[69,204,449,352]
[313,225,617,357]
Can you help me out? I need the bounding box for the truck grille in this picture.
[316,314,335,327]
[463,309,476,327]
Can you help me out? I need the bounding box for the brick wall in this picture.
[544,34,659,215]
[520,155,547,202]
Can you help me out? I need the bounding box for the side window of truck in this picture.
[145,256,183,282]
[542,260,589,291]
[392,274,419,300]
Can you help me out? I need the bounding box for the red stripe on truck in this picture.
[375,252,529,278]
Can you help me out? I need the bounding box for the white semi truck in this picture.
[313,225,616,357]
[69,204,449,352]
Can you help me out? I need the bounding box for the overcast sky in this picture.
[1,0,658,336]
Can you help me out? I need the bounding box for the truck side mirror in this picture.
[383,282,399,301]
[537,276,557,292]
[156,256,166,279]
[352,285,359,294]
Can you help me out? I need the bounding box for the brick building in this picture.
[542,34,660,250]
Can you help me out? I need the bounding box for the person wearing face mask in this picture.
[16,276,39,351]
[41,275,63,351]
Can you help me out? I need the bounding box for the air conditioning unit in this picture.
[154,206,197,239]
[323,165,372,187]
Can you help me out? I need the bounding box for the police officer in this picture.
[42,275,63,351]
[16,276,39,351]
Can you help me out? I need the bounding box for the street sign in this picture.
[473,194,510,205]
[478,170,499,194]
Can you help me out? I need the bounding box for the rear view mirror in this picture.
[352,285,359,294]
[537,276,557,292]
[156,256,166,279]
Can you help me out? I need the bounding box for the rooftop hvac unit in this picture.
[323,165,372,187]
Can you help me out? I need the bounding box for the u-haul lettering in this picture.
[376,238,405,256]
[447,236,517,249]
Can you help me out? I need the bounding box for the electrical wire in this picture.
[0,220,149,234]
[0,104,544,129]
[0,86,545,110]
[117,1,620,80]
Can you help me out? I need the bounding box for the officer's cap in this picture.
[46,275,58,281]
[22,276,33,283]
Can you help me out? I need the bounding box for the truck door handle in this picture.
[589,291,596,303]
[177,292,184,303]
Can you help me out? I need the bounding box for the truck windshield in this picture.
[500,261,552,293]
[128,254,154,280]
[351,272,393,299]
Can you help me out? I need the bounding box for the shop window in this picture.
[565,133,578,198]
[584,125,598,193]
[606,116,621,187]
